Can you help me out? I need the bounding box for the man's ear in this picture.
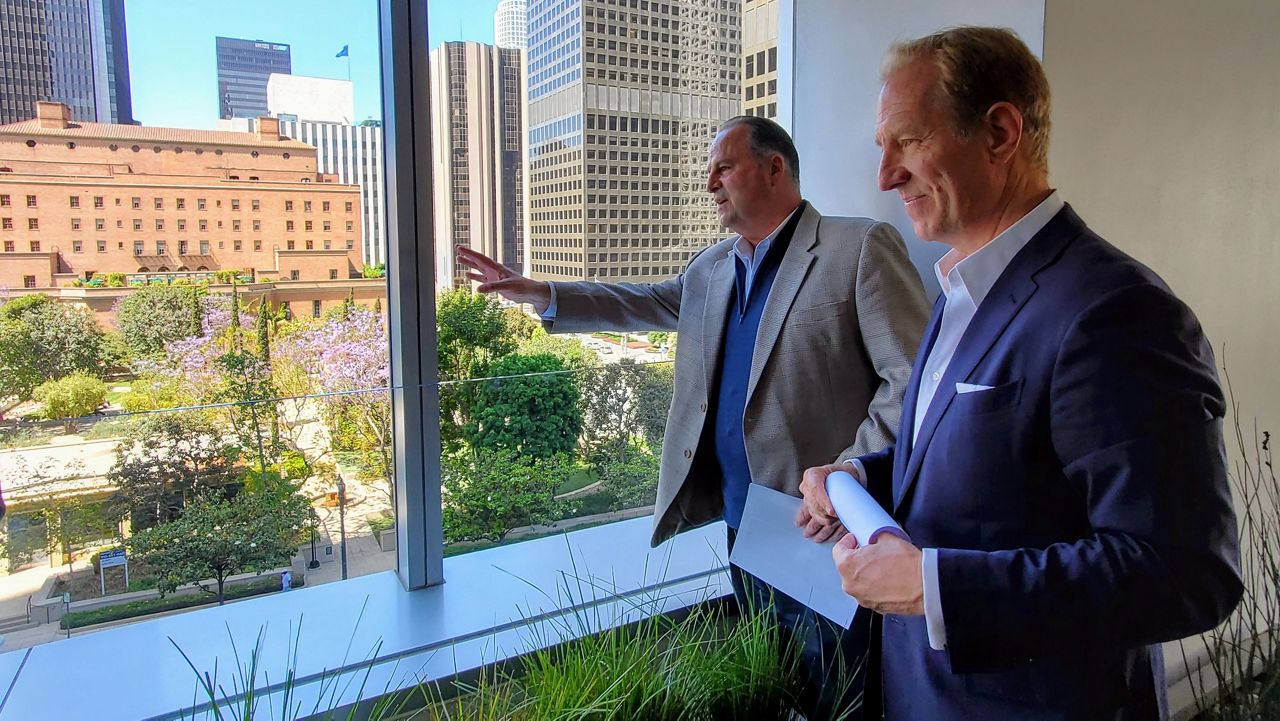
[986,101,1024,165]
[769,153,787,185]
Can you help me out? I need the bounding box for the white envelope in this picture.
[729,484,860,628]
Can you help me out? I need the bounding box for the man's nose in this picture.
[705,172,718,194]
[878,153,908,192]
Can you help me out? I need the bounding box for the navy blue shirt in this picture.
[707,204,805,527]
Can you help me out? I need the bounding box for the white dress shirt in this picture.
[846,192,1063,649]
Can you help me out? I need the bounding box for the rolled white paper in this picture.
[825,470,909,545]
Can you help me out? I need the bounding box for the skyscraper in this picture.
[493,0,528,51]
[742,0,778,118]
[525,0,741,284]
[216,36,291,120]
[430,41,525,290]
[0,0,134,125]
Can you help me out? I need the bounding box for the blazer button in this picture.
[683,448,693,459]
[699,402,707,412]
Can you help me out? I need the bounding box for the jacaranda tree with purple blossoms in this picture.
[274,306,392,501]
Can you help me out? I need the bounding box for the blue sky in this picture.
[125,0,500,130]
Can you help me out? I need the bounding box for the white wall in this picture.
[267,74,355,124]
[1043,0,1279,430]
[780,0,1046,296]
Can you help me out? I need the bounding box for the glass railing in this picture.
[0,297,677,651]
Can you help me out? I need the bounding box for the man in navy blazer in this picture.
[798,27,1242,720]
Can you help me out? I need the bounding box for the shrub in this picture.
[367,513,395,534]
[33,373,107,432]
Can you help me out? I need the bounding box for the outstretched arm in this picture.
[455,245,552,312]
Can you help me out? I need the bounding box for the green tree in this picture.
[0,294,50,321]
[127,490,308,604]
[213,350,279,477]
[503,307,539,343]
[441,450,572,544]
[22,302,106,382]
[598,446,661,510]
[114,285,204,358]
[519,328,600,373]
[437,288,516,380]
[107,414,241,529]
[578,359,674,465]
[33,373,108,432]
[0,317,40,407]
[631,361,674,448]
[469,353,582,459]
[436,289,519,450]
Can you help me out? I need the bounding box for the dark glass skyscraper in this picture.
[0,0,134,125]
[215,36,291,120]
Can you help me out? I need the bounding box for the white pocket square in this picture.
[955,382,994,394]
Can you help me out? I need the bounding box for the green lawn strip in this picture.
[60,577,286,629]
[555,468,597,495]
[104,385,132,405]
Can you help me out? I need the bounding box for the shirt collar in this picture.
[934,190,1064,307]
[733,202,803,268]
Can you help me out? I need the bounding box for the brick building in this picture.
[0,102,385,323]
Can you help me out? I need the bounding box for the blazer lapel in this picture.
[746,206,819,403]
[893,206,1086,514]
[701,248,736,395]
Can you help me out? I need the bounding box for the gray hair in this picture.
[720,115,801,185]
[883,26,1052,171]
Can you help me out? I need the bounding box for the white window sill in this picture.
[0,516,731,721]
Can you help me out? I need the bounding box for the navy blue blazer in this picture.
[856,206,1242,720]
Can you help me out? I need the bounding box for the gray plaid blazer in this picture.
[549,203,930,546]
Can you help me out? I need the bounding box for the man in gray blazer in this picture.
[458,115,928,714]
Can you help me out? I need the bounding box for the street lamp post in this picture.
[337,477,348,580]
[307,509,320,570]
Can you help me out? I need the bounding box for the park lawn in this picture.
[555,468,597,495]
[104,383,133,406]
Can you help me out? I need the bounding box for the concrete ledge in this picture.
[0,516,731,721]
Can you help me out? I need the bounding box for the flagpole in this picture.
[346,54,351,82]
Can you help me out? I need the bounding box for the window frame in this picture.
[382,0,442,589]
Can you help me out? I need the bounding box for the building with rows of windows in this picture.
[741,0,778,118]
[0,101,384,324]
[525,0,742,284]
[0,0,135,126]
[430,40,525,291]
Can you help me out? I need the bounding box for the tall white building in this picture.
[429,41,525,291]
[493,0,528,50]
[279,119,387,268]
[267,74,355,124]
